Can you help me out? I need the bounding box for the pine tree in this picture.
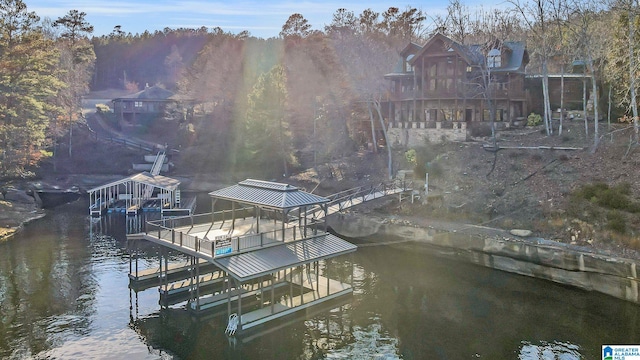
[243,65,296,177]
[0,0,61,177]
[53,9,95,159]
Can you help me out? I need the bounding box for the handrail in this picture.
[144,216,322,259]
[304,180,413,220]
[150,150,166,176]
[140,180,412,257]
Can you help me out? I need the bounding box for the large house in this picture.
[383,33,530,146]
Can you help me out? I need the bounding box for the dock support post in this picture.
[196,260,200,311]
[270,276,275,314]
[189,256,194,304]
[158,247,163,291]
[259,276,263,308]
[300,266,304,304]
[236,279,243,332]
[226,272,231,318]
[289,269,293,307]
[135,241,139,279]
[326,259,330,295]
[164,251,169,301]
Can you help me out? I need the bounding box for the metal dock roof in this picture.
[214,234,357,282]
[87,172,181,192]
[209,179,328,210]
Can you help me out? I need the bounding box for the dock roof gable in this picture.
[209,179,328,210]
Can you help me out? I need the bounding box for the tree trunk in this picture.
[559,63,565,136]
[373,99,393,180]
[588,58,599,147]
[608,84,612,134]
[366,102,378,153]
[629,8,639,141]
[68,110,73,158]
[583,78,588,137]
[542,60,552,136]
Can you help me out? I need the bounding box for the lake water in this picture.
[1,200,639,359]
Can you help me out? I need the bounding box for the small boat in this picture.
[32,185,82,209]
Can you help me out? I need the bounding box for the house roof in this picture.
[494,41,528,72]
[213,233,357,281]
[209,179,329,210]
[397,33,528,73]
[112,85,175,102]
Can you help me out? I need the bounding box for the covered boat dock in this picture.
[128,179,357,336]
[87,172,195,216]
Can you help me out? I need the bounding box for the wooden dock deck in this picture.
[129,259,218,291]
[187,272,352,332]
[241,275,352,331]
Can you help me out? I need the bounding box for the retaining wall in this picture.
[328,214,640,304]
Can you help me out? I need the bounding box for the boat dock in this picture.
[88,151,196,217]
[127,179,358,337]
[87,172,196,217]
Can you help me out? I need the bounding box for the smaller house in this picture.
[112,85,175,125]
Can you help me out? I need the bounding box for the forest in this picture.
[1,0,639,180]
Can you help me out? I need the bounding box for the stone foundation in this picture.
[387,122,467,146]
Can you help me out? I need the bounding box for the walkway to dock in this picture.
[305,180,413,221]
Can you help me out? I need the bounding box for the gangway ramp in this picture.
[304,181,412,221]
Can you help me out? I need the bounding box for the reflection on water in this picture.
[1,200,640,359]
[519,341,581,360]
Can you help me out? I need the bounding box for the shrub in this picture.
[405,149,417,166]
[607,210,626,233]
[577,182,609,201]
[527,112,543,126]
[574,182,640,213]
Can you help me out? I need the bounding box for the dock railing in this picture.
[143,208,324,258]
[304,180,413,220]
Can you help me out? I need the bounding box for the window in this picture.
[483,109,504,121]
[487,48,501,68]
[406,54,414,72]
[134,101,143,108]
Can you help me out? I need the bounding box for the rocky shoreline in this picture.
[0,188,46,241]
[328,213,640,304]
[4,176,640,305]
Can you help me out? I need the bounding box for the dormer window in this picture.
[487,48,501,68]
[406,54,414,72]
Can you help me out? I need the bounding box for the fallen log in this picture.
[483,145,584,151]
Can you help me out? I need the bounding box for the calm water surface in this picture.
[1,200,639,359]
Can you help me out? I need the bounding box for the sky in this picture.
[27,0,501,39]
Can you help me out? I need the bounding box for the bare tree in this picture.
[509,0,555,136]
[550,0,571,135]
[567,0,608,148]
[444,0,471,43]
[608,0,640,140]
